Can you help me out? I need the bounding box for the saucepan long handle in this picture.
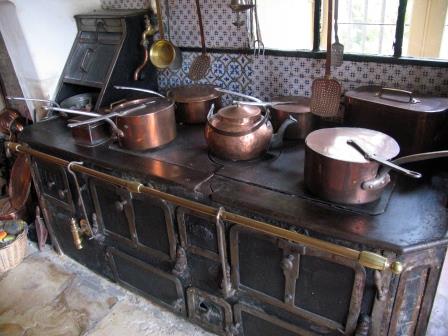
[114,85,166,98]
[44,106,123,137]
[347,140,422,179]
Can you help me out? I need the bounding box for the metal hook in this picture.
[67,161,94,238]
[216,206,225,224]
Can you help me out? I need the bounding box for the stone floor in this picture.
[0,243,212,336]
[0,243,446,336]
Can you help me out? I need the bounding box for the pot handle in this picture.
[376,88,420,104]
[114,85,166,98]
[270,116,297,149]
[44,106,123,137]
[347,140,422,179]
[206,103,216,122]
[214,88,262,103]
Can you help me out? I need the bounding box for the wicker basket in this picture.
[0,225,27,273]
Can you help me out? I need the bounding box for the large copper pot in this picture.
[205,103,294,161]
[304,128,422,204]
[167,84,222,124]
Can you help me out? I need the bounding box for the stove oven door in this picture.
[90,179,177,261]
[90,179,134,244]
[177,207,232,297]
[230,226,367,335]
[106,246,186,315]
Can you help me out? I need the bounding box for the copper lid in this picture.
[345,86,448,113]
[9,153,31,210]
[305,127,400,164]
[272,96,311,114]
[112,97,174,117]
[209,104,263,133]
[168,84,222,103]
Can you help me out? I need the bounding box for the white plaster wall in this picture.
[0,0,101,119]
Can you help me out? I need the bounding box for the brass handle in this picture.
[8,142,404,275]
[70,218,83,250]
[377,87,420,104]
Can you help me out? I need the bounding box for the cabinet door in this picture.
[230,226,367,335]
[43,200,109,277]
[33,158,73,210]
[64,32,120,86]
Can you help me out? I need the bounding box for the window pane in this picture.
[257,0,314,50]
[320,0,399,56]
[402,0,448,59]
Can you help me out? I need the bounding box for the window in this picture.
[403,0,448,59]
[256,0,314,51]
[251,0,448,63]
[320,0,399,56]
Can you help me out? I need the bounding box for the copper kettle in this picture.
[205,89,296,161]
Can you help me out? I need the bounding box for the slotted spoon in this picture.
[310,0,342,118]
[189,0,210,80]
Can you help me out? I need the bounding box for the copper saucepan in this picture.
[304,127,448,204]
[205,89,296,161]
[67,86,176,151]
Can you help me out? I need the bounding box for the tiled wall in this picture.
[102,0,448,100]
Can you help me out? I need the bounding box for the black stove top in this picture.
[108,125,395,215]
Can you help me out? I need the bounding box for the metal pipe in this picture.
[6,141,403,274]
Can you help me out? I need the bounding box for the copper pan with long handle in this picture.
[304,127,448,205]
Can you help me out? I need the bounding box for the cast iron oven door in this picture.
[90,179,177,261]
[230,226,366,335]
[106,246,186,315]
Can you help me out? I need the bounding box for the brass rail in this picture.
[7,142,403,274]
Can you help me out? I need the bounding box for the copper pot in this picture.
[113,97,176,150]
[304,128,422,204]
[205,103,295,161]
[66,87,176,151]
[271,96,313,140]
[167,84,222,124]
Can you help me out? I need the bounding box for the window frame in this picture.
[182,0,448,67]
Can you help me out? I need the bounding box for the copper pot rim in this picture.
[112,97,175,118]
[305,127,400,164]
[167,84,223,103]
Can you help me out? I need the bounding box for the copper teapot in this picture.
[205,89,295,161]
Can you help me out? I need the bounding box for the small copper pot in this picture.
[271,96,313,140]
[168,84,222,124]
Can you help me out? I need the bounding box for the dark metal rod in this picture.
[393,0,408,57]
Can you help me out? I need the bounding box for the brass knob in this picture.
[390,261,403,275]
